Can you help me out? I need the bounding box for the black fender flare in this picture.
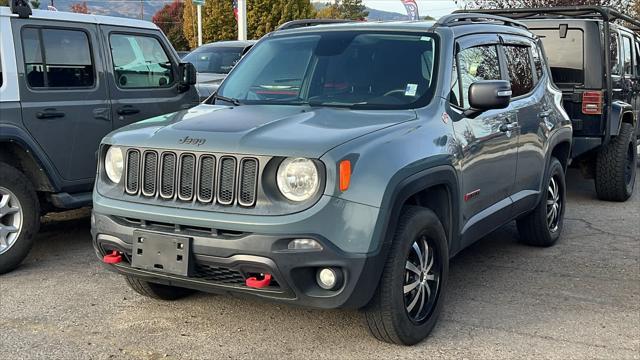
[0,124,62,192]
[608,101,635,140]
[352,162,460,307]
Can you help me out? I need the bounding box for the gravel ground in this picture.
[1,169,638,360]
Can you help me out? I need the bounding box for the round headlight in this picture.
[105,146,124,184]
[276,158,319,202]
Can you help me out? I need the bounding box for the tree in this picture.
[70,1,89,13]
[30,0,40,9]
[455,0,633,14]
[248,0,316,38]
[183,0,198,50]
[153,0,189,51]
[201,0,237,43]
[315,0,367,20]
[0,0,9,6]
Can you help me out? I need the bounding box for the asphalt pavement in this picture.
[1,169,638,359]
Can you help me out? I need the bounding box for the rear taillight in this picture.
[582,91,603,115]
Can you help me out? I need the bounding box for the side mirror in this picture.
[179,62,197,87]
[465,80,512,118]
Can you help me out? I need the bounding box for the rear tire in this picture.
[595,123,637,201]
[125,275,195,300]
[363,206,448,345]
[0,163,40,274]
[517,157,566,247]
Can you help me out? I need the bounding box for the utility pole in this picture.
[194,0,204,46]
[140,0,143,20]
[197,3,202,46]
[237,0,247,41]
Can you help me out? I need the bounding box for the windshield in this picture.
[183,46,245,74]
[216,31,438,109]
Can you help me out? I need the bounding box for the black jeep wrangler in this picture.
[461,7,639,201]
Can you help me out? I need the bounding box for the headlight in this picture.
[276,158,319,202]
[104,146,124,184]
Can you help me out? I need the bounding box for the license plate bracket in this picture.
[131,231,192,276]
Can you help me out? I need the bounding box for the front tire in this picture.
[0,163,40,274]
[595,122,637,201]
[517,157,566,247]
[125,276,195,300]
[364,206,449,345]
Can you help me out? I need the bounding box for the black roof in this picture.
[454,6,640,29]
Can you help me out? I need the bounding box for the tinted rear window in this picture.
[532,28,584,84]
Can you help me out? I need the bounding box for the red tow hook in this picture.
[246,273,272,288]
[102,250,122,264]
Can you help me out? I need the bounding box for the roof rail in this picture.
[276,19,356,31]
[453,6,640,28]
[436,13,528,29]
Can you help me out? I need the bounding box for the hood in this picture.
[197,72,226,84]
[105,104,417,158]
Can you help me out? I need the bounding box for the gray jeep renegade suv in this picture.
[91,14,572,345]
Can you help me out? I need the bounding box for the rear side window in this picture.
[456,45,501,108]
[636,40,640,75]
[610,32,621,76]
[532,28,584,84]
[110,34,174,88]
[21,27,94,88]
[622,35,633,75]
[532,44,545,80]
[504,45,534,97]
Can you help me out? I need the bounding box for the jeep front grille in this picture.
[124,149,259,207]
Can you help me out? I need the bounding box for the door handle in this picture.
[500,122,518,132]
[36,109,65,119]
[93,107,110,121]
[538,110,552,118]
[117,106,140,116]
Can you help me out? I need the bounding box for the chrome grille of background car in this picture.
[125,149,259,207]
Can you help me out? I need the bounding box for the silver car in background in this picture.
[183,40,257,101]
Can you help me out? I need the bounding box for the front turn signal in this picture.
[339,160,351,192]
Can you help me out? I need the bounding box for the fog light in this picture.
[287,238,322,251]
[316,267,343,290]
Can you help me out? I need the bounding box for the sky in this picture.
[363,0,460,19]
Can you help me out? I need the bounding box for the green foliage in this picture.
[152,0,189,51]
[30,0,40,9]
[0,0,10,6]
[315,0,368,20]
[248,0,316,38]
[201,0,238,42]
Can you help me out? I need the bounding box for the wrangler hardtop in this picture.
[459,6,639,202]
[0,2,198,274]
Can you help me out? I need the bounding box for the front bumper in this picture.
[91,195,386,309]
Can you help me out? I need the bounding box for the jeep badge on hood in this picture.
[178,136,206,146]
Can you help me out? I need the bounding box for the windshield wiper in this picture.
[308,101,368,108]
[213,93,241,106]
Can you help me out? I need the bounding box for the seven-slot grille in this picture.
[125,149,259,207]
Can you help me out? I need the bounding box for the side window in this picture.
[21,27,95,88]
[636,40,640,75]
[532,43,545,80]
[504,45,534,97]
[622,35,633,75]
[611,32,621,76]
[110,34,174,88]
[456,45,501,108]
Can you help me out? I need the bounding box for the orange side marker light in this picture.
[339,160,351,192]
